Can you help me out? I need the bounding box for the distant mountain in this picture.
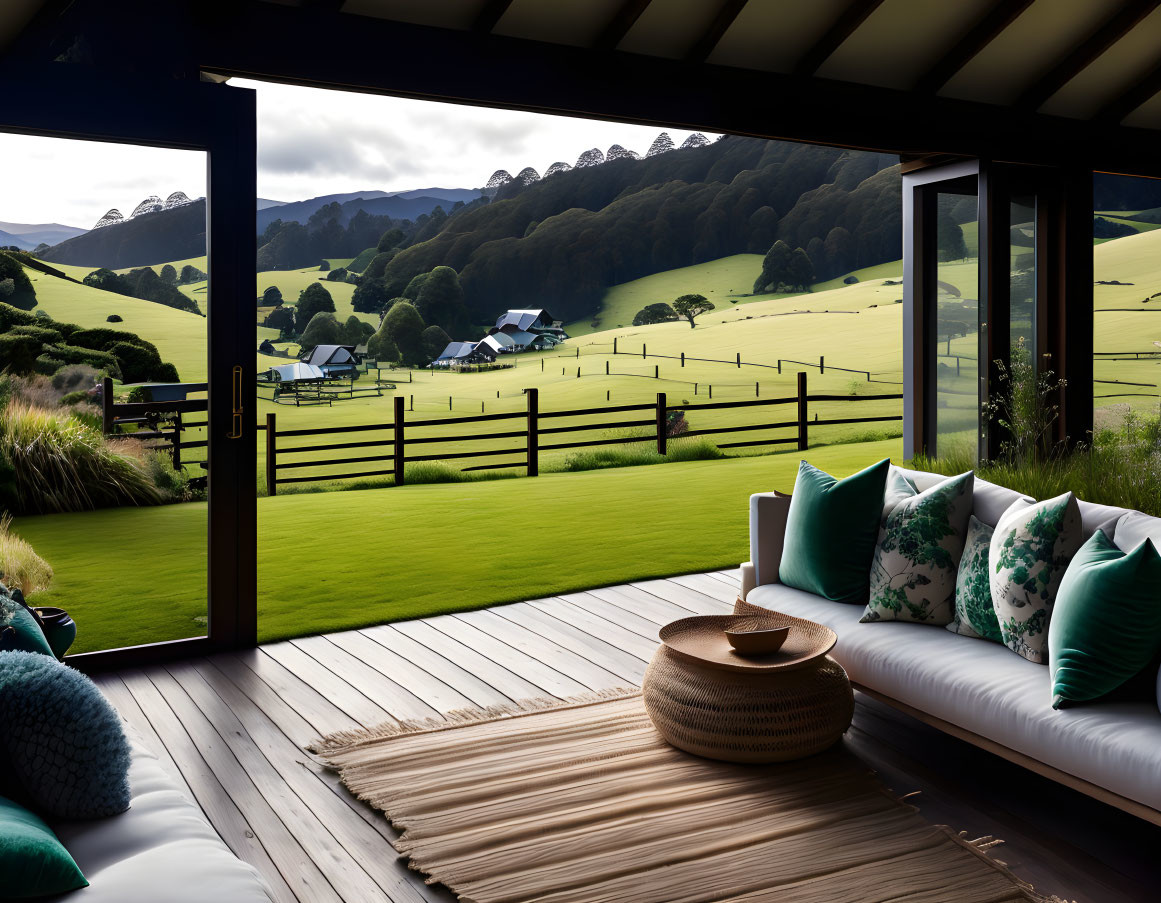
[0,220,88,250]
[255,187,479,233]
[40,200,206,268]
[256,198,287,210]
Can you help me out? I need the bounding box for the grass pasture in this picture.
[14,438,900,653]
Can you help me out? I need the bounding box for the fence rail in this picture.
[260,372,902,494]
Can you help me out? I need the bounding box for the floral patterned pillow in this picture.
[989,492,1082,664]
[861,471,974,625]
[946,515,1002,641]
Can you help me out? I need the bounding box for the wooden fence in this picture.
[260,372,902,495]
[101,376,207,470]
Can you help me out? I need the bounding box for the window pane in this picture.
[935,191,979,459]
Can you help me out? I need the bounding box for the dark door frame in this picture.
[0,62,257,672]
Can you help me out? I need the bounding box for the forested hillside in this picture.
[379,136,901,324]
[41,200,207,268]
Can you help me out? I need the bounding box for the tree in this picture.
[319,259,331,272]
[326,267,348,282]
[366,320,399,363]
[937,209,967,261]
[789,247,815,291]
[351,276,391,314]
[263,306,295,335]
[363,251,397,281]
[295,282,335,333]
[179,264,205,284]
[671,294,714,328]
[823,226,854,277]
[160,264,177,284]
[402,272,428,300]
[753,240,793,293]
[632,302,678,326]
[381,300,426,366]
[342,315,374,346]
[298,311,343,351]
[421,324,451,359]
[377,228,404,252]
[415,266,468,335]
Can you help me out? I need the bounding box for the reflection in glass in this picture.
[934,191,979,459]
[1009,196,1036,359]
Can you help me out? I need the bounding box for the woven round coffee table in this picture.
[642,608,853,763]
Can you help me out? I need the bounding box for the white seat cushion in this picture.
[747,583,1161,812]
[46,739,273,902]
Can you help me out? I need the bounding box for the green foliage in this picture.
[366,319,399,363]
[263,306,295,335]
[295,282,335,332]
[420,324,451,360]
[106,314,123,322]
[0,334,41,373]
[555,437,724,472]
[377,228,404,252]
[754,239,814,293]
[108,341,167,383]
[178,265,205,284]
[381,300,426,366]
[985,337,1066,464]
[39,345,120,378]
[632,302,678,326]
[0,252,37,311]
[318,259,330,272]
[325,267,348,282]
[415,266,468,335]
[0,302,38,332]
[261,285,283,306]
[51,365,100,393]
[363,251,397,280]
[402,272,428,301]
[671,293,714,328]
[351,276,391,314]
[342,315,374,346]
[347,247,378,273]
[159,264,178,284]
[298,311,343,351]
[10,325,63,345]
[83,267,199,314]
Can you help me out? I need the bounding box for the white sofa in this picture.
[44,734,274,902]
[739,467,1161,826]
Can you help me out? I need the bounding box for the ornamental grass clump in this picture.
[0,402,162,515]
[0,513,53,595]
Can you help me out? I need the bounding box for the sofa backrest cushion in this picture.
[1078,499,1131,542]
[1114,511,1161,553]
[894,468,1035,529]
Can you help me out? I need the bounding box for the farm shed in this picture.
[262,362,326,383]
[300,343,359,376]
[477,332,516,356]
[434,340,492,368]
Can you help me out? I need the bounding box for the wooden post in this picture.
[736,352,741,368]
[656,392,667,455]
[606,389,610,401]
[576,347,579,359]
[777,360,782,374]
[957,357,961,377]
[577,367,580,378]
[605,360,610,375]
[819,355,825,374]
[654,364,659,379]
[797,371,808,451]
[708,384,713,399]
[541,359,544,372]
[172,424,182,470]
[265,412,277,497]
[409,394,413,411]
[448,396,452,411]
[694,382,698,394]
[526,388,539,477]
[681,352,685,367]
[642,344,647,359]
[613,337,618,354]
[394,396,405,486]
[755,382,759,397]
[101,376,113,434]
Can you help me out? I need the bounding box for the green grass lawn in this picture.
[13,438,900,653]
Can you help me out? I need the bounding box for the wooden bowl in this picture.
[725,625,790,656]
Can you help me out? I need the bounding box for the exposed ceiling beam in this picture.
[914,0,1034,95]
[1095,54,1161,124]
[473,0,514,35]
[189,1,1161,179]
[1016,0,1160,111]
[685,0,747,64]
[593,0,653,53]
[793,0,885,77]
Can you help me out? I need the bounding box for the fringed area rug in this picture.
[311,689,1064,903]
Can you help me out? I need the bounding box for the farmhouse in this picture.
[504,329,560,351]
[434,340,493,368]
[261,361,325,383]
[493,308,568,340]
[477,331,516,357]
[299,343,359,377]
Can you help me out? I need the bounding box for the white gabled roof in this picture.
[269,362,326,382]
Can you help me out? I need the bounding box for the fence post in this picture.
[265,412,277,497]
[708,384,713,399]
[755,381,759,397]
[576,347,579,359]
[820,355,825,374]
[642,344,646,359]
[777,360,782,374]
[654,364,659,379]
[613,337,617,354]
[606,360,609,375]
[736,352,741,369]
[797,371,808,451]
[526,388,538,477]
[656,392,667,455]
[394,396,405,486]
[101,376,113,434]
[681,352,685,367]
[172,424,182,470]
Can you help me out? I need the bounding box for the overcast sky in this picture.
[0,78,714,230]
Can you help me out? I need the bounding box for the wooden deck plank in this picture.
[358,623,515,710]
[183,659,431,903]
[557,589,670,637]
[494,601,648,684]
[423,613,589,699]
[451,608,623,693]
[166,661,394,903]
[664,572,740,606]
[582,584,705,627]
[117,668,299,903]
[523,597,659,663]
[147,667,344,903]
[261,641,399,728]
[390,618,544,702]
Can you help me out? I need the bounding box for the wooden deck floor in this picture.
[94,571,1160,903]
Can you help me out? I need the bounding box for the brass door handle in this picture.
[226,365,244,439]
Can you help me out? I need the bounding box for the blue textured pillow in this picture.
[0,651,131,819]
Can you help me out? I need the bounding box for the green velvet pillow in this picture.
[0,598,54,658]
[779,458,891,604]
[1048,531,1161,709]
[0,794,88,897]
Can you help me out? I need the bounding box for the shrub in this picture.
[68,328,159,357]
[108,342,167,383]
[363,252,396,281]
[106,314,123,322]
[160,264,178,284]
[298,312,343,351]
[60,390,93,406]
[0,513,53,595]
[0,302,38,332]
[319,259,331,272]
[326,267,348,282]
[43,345,121,379]
[843,275,859,284]
[52,364,100,393]
[556,437,724,472]
[0,402,163,514]
[0,334,42,374]
[33,356,65,377]
[10,325,62,345]
[0,252,36,310]
[295,282,335,330]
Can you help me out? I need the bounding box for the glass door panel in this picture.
[934,190,979,459]
[0,132,209,654]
